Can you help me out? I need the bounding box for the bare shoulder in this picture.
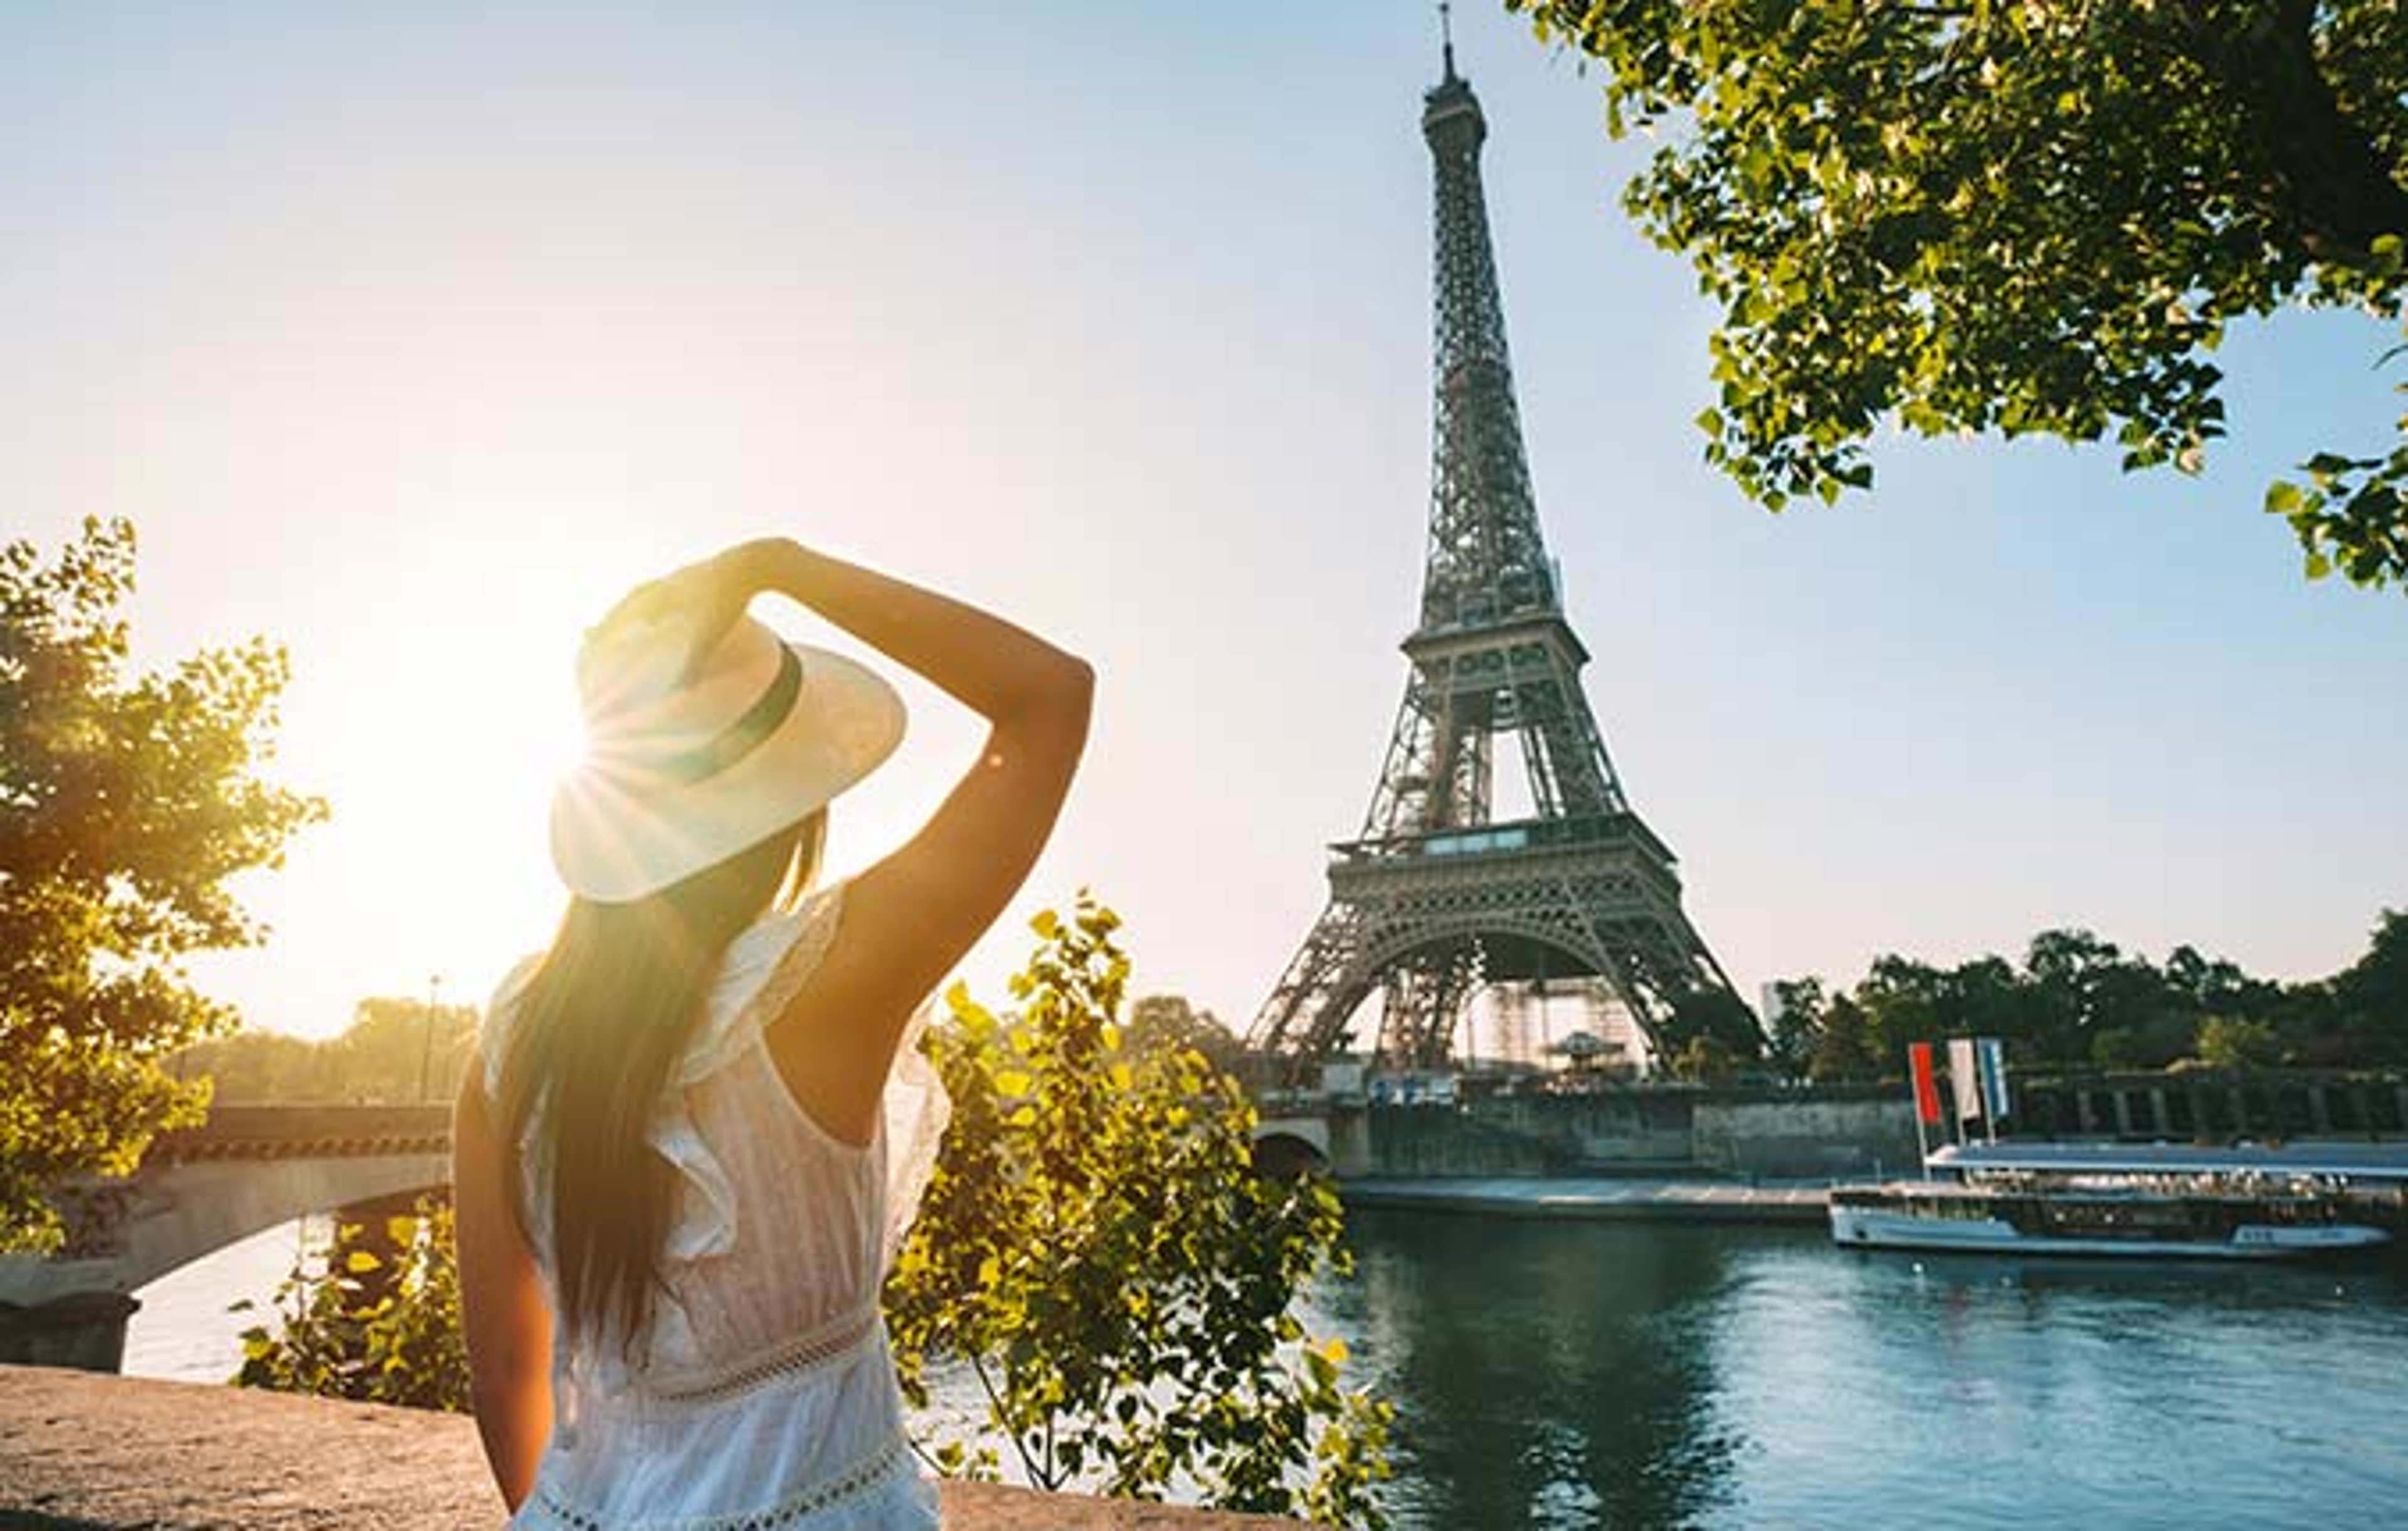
[760,901,922,1148]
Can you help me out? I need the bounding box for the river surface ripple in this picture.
[127,1209,2408,1529]
[1319,1208,2408,1530]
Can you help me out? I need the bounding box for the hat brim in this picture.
[548,643,905,904]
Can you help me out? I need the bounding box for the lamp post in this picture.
[419,974,443,1103]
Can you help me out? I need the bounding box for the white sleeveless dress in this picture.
[478,881,949,1530]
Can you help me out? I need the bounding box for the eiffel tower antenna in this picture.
[1250,49,1752,1078]
[1439,1,1457,81]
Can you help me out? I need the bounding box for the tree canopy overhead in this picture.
[1509,0,2408,589]
[0,518,325,1251]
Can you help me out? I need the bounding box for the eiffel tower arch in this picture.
[1250,35,1751,1077]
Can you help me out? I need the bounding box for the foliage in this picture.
[1509,0,2408,589]
[1807,994,1884,1084]
[176,996,480,1104]
[884,897,1391,1525]
[1761,977,1826,1081]
[2197,1016,2283,1071]
[1760,982,1884,1085]
[1665,1034,1741,1086]
[0,517,325,1251]
[1124,993,1246,1076]
[234,1195,470,1412]
[2286,907,2408,1066]
[1657,986,1768,1070]
[1766,907,2408,1077]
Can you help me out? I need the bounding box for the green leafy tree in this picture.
[2163,944,2282,1023]
[176,997,478,1105]
[2196,1015,2286,1070]
[1656,986,1766,1066]
[172,1028,333,1103]
[2330,907,2408,1062]
[1509,0,2408,589]
[1853,954,1953,1064]
[1763,977,1827,1082]
[884,897,1391,1526]
[2020,929,2130,1060]
[1666,1033,1741,1086]
[2277,907,2408,1066]
[1806,992,1884,1083]
[1946,955,2037,1054]
[234,1195,468,1412]
[325,996,480,1103]
[1124,993,1246,1077]
[0,517,324,1251]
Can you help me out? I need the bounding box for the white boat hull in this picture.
[1829,1204,2392,1261]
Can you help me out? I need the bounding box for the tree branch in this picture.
[970,1355,1053,1491]
[2173,0,2408,265]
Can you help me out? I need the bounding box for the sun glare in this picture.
[212,515,673,1037]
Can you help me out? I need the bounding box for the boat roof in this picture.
[1930,1141,2408,1183]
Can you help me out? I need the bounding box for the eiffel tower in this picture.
[1249,31,1748,1074]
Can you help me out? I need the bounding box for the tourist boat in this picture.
[1827,1142,2404,1261]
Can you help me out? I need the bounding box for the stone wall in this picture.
[1691,1096,1921,1179]
[1361,1103,1560,1176]
[0,1365,1308,1530]
[1475,1092,1705,1167]
[1339,1075,2408,1182]
[1344,1087,1919,1180]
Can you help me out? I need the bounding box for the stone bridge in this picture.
[9,1100,1375,1369]
[0,1105,453,1372]
[1250,1112,1346,1179]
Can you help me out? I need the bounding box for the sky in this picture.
[6,3,2404,1043]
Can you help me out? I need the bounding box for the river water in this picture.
[126,1209,2408,1529]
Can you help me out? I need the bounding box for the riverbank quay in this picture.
[1340,1176,1828,1225]
[0,1365,1308,1530]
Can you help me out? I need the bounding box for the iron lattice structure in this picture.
[1250,47,1747,1072]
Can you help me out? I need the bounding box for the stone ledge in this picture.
[0,1365,1308,1530]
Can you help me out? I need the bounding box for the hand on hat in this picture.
[596,544,770,686]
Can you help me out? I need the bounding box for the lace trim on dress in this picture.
[524,1435,918,1531]
[629,1297,884,1412]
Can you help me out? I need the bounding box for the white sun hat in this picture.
[549,609,905,904]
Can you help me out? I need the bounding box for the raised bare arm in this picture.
[665,537,1093,1142]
